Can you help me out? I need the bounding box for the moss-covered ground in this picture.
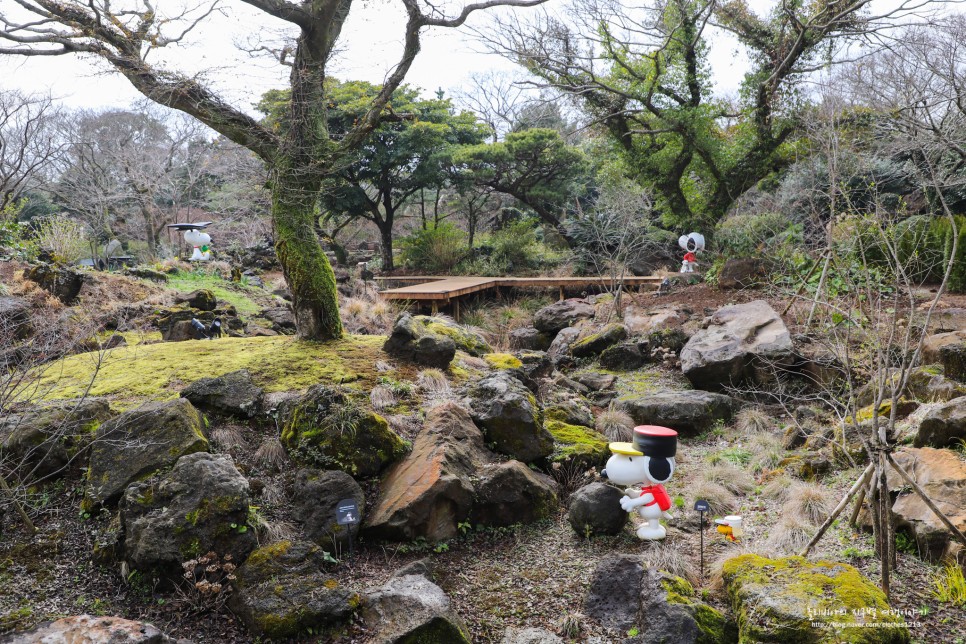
[31,335,408,406]
[166,273,265,316]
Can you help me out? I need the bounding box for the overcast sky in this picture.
[1,0,755,114]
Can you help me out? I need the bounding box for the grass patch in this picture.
[167,272,263,316]
[29,335,405,406]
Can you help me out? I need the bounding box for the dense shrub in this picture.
[399,222,468,273]
[715,212,802,259]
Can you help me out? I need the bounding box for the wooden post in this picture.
[453,297,460,322]
[559,286,565,301]
[431,301,438,316]
[800,462,874,557]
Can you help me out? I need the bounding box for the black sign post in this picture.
[336,499,361,560]
[694,499,710,581]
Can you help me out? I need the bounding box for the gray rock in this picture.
[922,330,966,364]
[501,627,564,644]
[365,403,485,541]
[600,342,645,371]
[0,398,113,480]
[467,371,553,463]
[84,399,208,509]
[262,307,296,334]
[623,306,689,335]
[180,369,263,418]
[534,298,595,334]
[568,482,628,537]
[383,312,456,368]
[516,350,553,381]
[470,460,557,527]
[509,326,554,351]
[3,615,178,643]
[293,469,365,550]
[681,300,793,392]
[362,574,471,644]
[228,540,358,639]
[547,326,581,367]
[940,344,966,382]
[544,398,595,428]
[571,324,629,358]
[120,452,256,577]
[617,390,736,436]
[584,554,644,630]
[914,395,966,448]
[575,372,616,392]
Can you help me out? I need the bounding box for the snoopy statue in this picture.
[678,232,705,273]
[601,425,678,540]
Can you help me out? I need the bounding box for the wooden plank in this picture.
[378,275,664,301]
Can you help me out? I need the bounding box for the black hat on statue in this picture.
[633,426,677,458]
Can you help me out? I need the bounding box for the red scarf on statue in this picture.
[640,484,672,511]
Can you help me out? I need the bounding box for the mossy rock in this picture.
[466,372,553,463]
[544,419,609,468]
[423,317,492,356]
[229,540,359,640]
[384,313,457,368]
[571,323,628,358]
[84,398,209,510]
[29,334,398,407]
[658,573,737,644]
[281,384,406,477]
[848,399,919,425]
[483,353,523,369]
[722,554,910,643]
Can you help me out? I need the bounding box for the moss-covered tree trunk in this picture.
[272,168,343,340]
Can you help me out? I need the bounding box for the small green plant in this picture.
[627,627,641,637]
[719,447,753,466]
[932,564,966,607]
[673,495,685,509]
[433,541,450,554]
[895,531,918,555]
[457,520,472,536]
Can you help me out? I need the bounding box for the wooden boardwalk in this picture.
[378,275,664,317]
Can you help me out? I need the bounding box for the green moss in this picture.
[245,540,294,570]
[425,321,492,356]
[254,610,302,639]
[29,335,405,407]
[484,353,523,369]
[722,555,910,643]
[545,420,609,466]
[167,273,263,316]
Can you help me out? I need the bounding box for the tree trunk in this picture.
[272,169,344,341]
[378,221,395,271]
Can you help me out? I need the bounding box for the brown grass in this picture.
[594,409,634,442]
[785,482,832,525]
[699,463,755,495]
[766,514,814,554]
[254,436,287,471]
[211,426,249,452]
[686,479,739,516]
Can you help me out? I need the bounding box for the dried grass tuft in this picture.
[595,409,635,442]
[761,474,794,502]
[700,463,755,495]
[211,426,248,452]
[766,514,814,554]
[687,480,738,516]
[785,482,832,525]
[417,368,451,396]
[643,541,700,586]
[370,385,396,411]
[254,437,287,471]
[735,407,774,434]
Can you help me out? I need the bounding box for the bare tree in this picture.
[0,90,62,212]
[0,0,546,340]
[455,70,534,142]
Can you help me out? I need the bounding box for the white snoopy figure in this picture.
[601,426,678,541]
[678,232,705,273]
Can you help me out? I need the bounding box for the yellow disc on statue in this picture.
[609,442,644,456]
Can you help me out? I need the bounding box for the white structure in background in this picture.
[678,232,705,273]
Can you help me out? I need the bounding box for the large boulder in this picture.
[180,369,263,418]
[600,342,645,371]
[716,258,765,290]
[888,447,966,561]
[567,482,628,537]
[26,262,84,304]
[228,540,358,639]
[617,390,736,436]
[722,555,909,643]
[939,344,966,382]
[120,452,256,577]
[293,469,365,550]
[623,306,688,336]
[466,372,553,463]
[681,300,793,391]
[153,306,244,342]
[470,460,557,527]
[913,395,966,447]
[922,330,966,365]
[383,313,457,368]
[509,326,554,351]
[416,315,492,356]
[362,574,471,644]
[365,402,486,541]
[534,298,595,334]
[584,557,731,643]
[570,324,628,358]
[174,288,216,311]
[0,296,31,340]
[547,326,581,367]
[84,399,208,510]
[281,384,406,478]
[0,398,113,480]
[4,615,178,643]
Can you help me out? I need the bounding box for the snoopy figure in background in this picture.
[678,232,705,273]
[601,425,678,540]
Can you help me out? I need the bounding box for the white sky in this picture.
[0,0,754,114]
